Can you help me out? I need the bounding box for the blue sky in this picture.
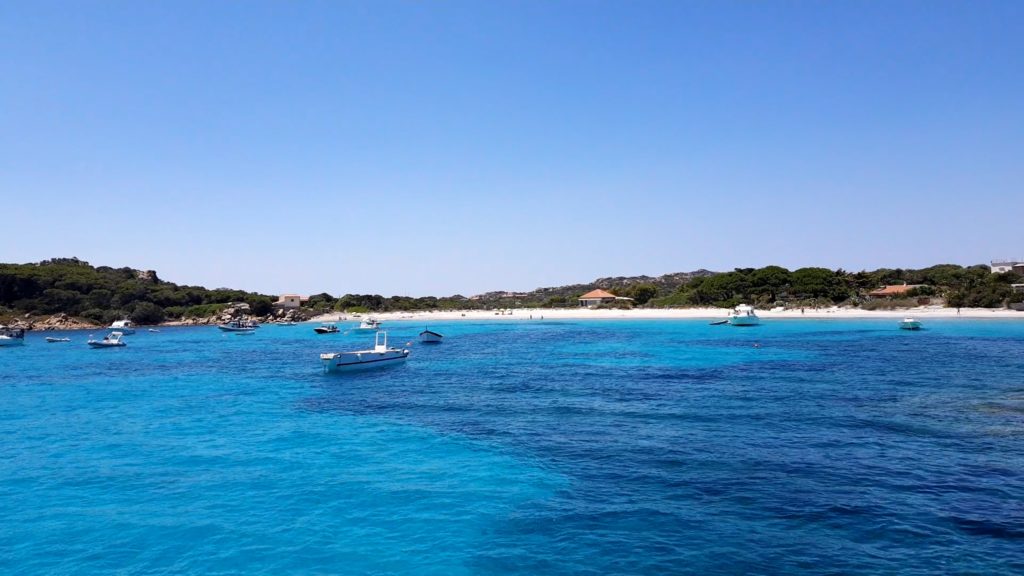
[2,1,1021,296]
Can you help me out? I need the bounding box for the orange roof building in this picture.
[578,289,618,307]
[868,284,924,298]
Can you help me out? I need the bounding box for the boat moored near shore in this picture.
[109,319,136,334]
[88,331,127,348]
[320,331,409,373]
[728,304,760,326]
[419,329,444,343]
[899,317,923,330]
[0,326,26,347]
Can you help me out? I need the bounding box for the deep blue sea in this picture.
[2,319,1024,574]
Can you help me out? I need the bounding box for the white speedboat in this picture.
[899,317,923,330]
[218,318,258,332]
[276,321,297,326]
[320,331,410,373]
[45,336,71,343]
[109,319,136,335]
[314,323,339,334]
[355,318,382,331]
[728,304,760,326]
[419,329,443,343]
[88,331,127,348]
[0,326,26,347]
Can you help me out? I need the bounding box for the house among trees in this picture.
[868,284,925,298]
[578,289,620,307]
[274,294,308,309]
[991,259,1024,274]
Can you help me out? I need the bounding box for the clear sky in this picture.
[2,1,1021,296]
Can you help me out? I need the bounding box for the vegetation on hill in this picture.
[0,258,274,325]
[1,259,1020,326]
[649,264,1021,309]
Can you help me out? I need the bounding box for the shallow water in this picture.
[2,319,1023,574]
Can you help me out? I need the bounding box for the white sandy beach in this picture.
[310,306,1024,323]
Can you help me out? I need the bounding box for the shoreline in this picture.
[309,306,1024,323]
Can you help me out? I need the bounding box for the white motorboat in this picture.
[45,336,71,343]
[899,317,923,330]
[0,326,26,347]
[355,318,382,331]
[109,319,136,335]
[728,304,760,326]
[320,331,410,373]
[88,331,127,348]
[276,321,298,327]
[314,323,339,334]
[419,329,444,343]
[218,318,258,332]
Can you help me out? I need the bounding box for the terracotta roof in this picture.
[579,289,617,299]
[868,284,923,297]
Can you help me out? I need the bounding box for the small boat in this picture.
[0,326,26,347]
[109,319,136,335]
[45,336,71,343]
[314,323,339,334]
[355,318,382,331]
[728,304,760,326]
[218,318,258,332]
[148,328,160,333]
[419,329,444,343]
[709,319,729,326]
[320,331,410,373]
[899,317,923,330]
[88,331,127,348]
[276,321,298,327]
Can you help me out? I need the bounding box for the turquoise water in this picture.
[2,319,1024,574]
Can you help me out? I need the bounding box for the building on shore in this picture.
[991,259,1024,273]
[578,289,635,307]
[274,294,308,309]
[868,284,925,298]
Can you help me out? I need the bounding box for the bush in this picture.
[130,301,166,325]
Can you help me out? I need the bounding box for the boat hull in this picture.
[218,326,256,332]
[729,316,759,326]
[0,337,25,347]
[321,350,409,373]
[900,322,922,330]
[419,332,443,343]
[88,342,125,348]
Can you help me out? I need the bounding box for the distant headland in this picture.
[1,257,1022,330]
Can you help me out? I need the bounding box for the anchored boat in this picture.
[899,317,923,330]
[45,337,71,343]
[320,331,409,373]
[88,331,127,348]
[728,304,760,326]
[109,319,136,335]
[0,326,26,347]
[218,318,258,332]
[314,323,340,334]
[419,329,444,343]
[355,318,381,331]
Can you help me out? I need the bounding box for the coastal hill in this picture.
[1,258,1022,329]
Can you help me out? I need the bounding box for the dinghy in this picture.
[88,331,127,348]
[419,329,444,343]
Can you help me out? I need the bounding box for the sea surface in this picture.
[2,319,1024,574]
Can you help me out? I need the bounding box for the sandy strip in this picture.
[309,306,1024,323]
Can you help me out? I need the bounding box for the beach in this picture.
[310,306,1024,323]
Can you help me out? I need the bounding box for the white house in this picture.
[991,259,1023,273]
[274,294,308,309]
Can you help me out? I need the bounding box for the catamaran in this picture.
[320,331,410,373]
